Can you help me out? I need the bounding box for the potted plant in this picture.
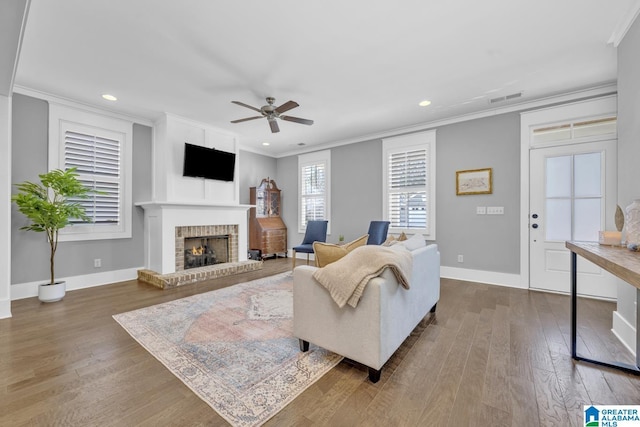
[12,168,91,302]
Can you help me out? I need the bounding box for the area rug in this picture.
[113,272,342,427]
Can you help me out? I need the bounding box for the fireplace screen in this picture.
[183,235,229,269]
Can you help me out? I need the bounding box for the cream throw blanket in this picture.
[312,245,413,308]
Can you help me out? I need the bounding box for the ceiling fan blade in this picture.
[280,115,314,126]
[230,116,263,123]
[231,100,262,113]
[269,119,280,133]
[274,100,299,114]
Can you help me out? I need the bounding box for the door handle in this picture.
[532,224,539,229]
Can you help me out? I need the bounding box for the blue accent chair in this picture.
[292,220,328,269]
[366,221,390,245]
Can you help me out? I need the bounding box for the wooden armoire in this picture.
[249,178,287,258]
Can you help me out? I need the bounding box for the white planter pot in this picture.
[38,281,66,303]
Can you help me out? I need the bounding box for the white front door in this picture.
[529,140,618,298]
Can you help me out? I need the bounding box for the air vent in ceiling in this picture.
[489,92,523,104]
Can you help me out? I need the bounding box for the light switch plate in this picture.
[476,206,486,215]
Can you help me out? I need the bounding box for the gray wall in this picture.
[618,19,640,208]
[277,140,383,248]
[436,113,520,273]
[238,150,278,205]
[0,1,28,96]
[615,17,640,325]
[11,93,152,284]
[238,149,278,249]
[276,112,521,273]
[276,155,299,248]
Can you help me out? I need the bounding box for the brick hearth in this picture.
[137,260,262,289]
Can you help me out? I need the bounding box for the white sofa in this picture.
[293,243,440,382]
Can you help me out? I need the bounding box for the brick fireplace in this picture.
[175,224,238,271]
[135,201,262,288]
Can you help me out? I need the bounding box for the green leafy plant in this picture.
[12,168,91,286]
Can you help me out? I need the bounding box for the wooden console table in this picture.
[566,241,640,374]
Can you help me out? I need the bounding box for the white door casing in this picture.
[529,140,618,297]
[520,95,618,294]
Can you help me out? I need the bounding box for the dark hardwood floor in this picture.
[1,258,639,426]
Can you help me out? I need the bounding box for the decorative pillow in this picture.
[402,233,427,251]
[313,234,369,267]
[398,232,408,241]
[382,235,397,246]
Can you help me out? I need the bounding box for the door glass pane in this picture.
[546,156,571,198]
[546,199,571,241]
[574,152,601,197]
[574,198,601,241]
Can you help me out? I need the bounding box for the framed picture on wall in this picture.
[456,168,493,195]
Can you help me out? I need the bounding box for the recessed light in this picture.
[418,100,431,107]
[262,142,270,146]
[102,94,117,101]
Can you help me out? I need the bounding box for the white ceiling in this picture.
[14,0,640,156]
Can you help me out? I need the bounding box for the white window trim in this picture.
[382,130,436,240]
[48,103,133,241]
[298,150,331,234]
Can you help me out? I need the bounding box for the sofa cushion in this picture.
[313,234,368,267]
[399,234,427,251]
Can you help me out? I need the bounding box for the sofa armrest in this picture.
[293,265,394,369]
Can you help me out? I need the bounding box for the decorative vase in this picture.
[625,200,640,248]
[38,281,66,303]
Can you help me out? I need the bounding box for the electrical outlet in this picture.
[487,206,505,215]
[476,206,486,215]
[457,255,464,263]
[94,258,101,268]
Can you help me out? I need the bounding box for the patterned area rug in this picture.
[113,272,342,427]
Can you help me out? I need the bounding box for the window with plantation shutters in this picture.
[387,149,427,229]
[383,131,436,239]
[298,150,331,233]
[64,130,121,225]
[49,103,132,241]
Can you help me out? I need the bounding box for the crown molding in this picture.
[12,85,155,126]
[608,1,640,47]
[272,83,617,158]
[6,0,30,97]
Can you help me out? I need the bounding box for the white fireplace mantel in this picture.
[136,201,254,211]
[136,201,253,274]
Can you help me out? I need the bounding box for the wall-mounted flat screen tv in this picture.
[183,143,236,182]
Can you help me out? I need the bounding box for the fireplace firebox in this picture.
[183,235,229,270]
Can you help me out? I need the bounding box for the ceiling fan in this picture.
[230,97,314,133]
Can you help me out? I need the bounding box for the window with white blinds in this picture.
[64,130,121,225]
[383,131,436,239]
[49,103,132,241]
[298,150,331,233]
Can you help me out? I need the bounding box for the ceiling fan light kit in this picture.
[231,97,314,133]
